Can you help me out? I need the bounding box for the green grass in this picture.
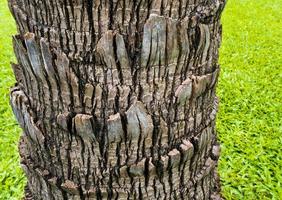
[0,0,26,199]
[218,0,282,199]
[0,0,281,199]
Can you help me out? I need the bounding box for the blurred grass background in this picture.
[0,0,281,199]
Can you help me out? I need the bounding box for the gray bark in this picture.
[9,0,226,199]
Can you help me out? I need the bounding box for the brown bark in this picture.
[9,0,226,199]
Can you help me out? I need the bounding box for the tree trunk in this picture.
[8,0,226,199]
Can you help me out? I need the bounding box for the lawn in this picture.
[0,0,281,199]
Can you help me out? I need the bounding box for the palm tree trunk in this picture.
[9,0,226,199]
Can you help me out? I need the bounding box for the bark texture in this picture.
[9,0,225,199]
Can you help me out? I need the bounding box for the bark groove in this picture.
[9,0,226,199]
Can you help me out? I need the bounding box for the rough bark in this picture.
[9,0,226,199]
